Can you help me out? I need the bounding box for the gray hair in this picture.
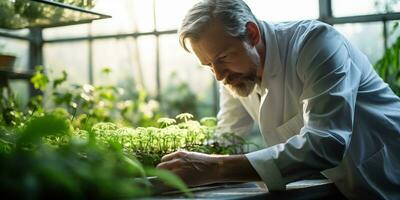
[178,0,259,52]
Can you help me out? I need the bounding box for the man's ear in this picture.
[246,22,260,46]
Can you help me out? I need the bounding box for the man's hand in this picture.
[156,150,222,187]
[156,150,261,187]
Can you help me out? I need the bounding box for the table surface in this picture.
[142,179,347,200]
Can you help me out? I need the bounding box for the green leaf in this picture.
[176,113,194,122]
[200,117,217,127]
[157,118,176,128]
[19,114,71,144]
[145,168,192,197]
[53,70,68,89]
[123,156,147,178]
[30,66,49,91]
[101,67,112,75]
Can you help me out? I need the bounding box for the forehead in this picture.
[189,22,241,62]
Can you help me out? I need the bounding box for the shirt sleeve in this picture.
[246,23,362,191]
[216,84,254,137]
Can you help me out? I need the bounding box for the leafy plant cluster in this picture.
[0,113,190,199]
[0,66,255,198]
[28,66,161,130]
[29,67,256,164]
[91,113,254,166]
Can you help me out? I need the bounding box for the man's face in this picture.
[190,21,261,97]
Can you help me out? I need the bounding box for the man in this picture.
[156,0,400,199]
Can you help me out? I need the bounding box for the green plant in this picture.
[91,113,255,166]
[374,36,400,95]
[374,20,400,96]
[0,87,29,127]
[0,66,258,198]
[0,113,191,199]
[56,0,96,8]
[371,0,400,96]
[176,113,194,123]
[29,66,161,129]
[162,72,199,117]
[0,110,252,198]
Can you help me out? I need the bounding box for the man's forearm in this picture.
[157,151,262,187]
[217,154,262,182]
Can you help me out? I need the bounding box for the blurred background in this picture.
[1,0,400,124]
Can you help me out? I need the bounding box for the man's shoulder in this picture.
[280,20,335,44]
[266,19,342,55]
[260,20,337,55]
[262,19,346,81]
[268,20,330,33]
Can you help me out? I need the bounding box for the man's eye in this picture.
[218,59,227,64]
[219,56,228,62]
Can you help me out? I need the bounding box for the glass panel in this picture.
[44,0,156,39]
[156,0,319,27]
[43,41,89,84]
[0,29,30,37]
[388,1,400,12]
[89,0,154,36]
[334,22,384,64]
[244,0,319,22]
[0,37,29,71]
[155,0,197,31]
[137,36,157,96]
[387,20,400,47]
[43,24,89,40]
[0,0,108,30]
[9,80,30,108]
[332,0,386,17]
[159,34,215,117]
[133,0,155,32]
[92,38,137,87]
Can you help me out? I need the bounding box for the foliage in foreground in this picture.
[0,113,191,199]
[0,112,253,199]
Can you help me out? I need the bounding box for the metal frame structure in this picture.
[2,0,400,114]
[318,0,397,50]
[4,0,111,30]
[0,0,110,96]
[32,0,111,21]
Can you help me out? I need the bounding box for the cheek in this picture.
[229,57,253,72]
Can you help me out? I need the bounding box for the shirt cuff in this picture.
[245,147,285,191]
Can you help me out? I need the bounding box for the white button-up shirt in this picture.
[217,20,400,200]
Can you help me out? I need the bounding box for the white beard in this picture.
[224,42,260,97]
[224,78,256,97]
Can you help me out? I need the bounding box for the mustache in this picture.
[222,73,254,85]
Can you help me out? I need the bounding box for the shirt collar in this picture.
[258,21,283,89]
